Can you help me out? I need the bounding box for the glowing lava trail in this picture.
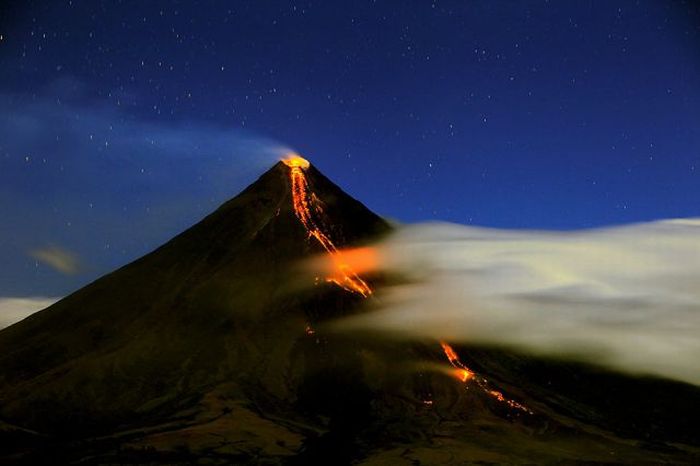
[440,341,532,414]
[283,154,373,297]
[440,341,475,382]
[282,154,529,414]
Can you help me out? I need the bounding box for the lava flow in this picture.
[440,340,475,382]
[440,341,532,414]
[282,153,529,414]
[282,154,373,297]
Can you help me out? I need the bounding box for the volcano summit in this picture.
[1,159,699,464]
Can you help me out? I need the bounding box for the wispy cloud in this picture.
[0,77,291,296]
[333,218,700,386]
[0,297,59,329]
[30,246,80,275]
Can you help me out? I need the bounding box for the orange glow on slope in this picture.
[440,341,475,382]
[454,368,472,382]
[283,153,373,297]
[311,246,380,278]
[440,341,531,414]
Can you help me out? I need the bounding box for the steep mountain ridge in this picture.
[1,159,699,464]
[0,160,390,433]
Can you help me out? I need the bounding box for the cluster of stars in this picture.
[0,1,698,296]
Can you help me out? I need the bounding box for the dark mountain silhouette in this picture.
[1,160,699,464]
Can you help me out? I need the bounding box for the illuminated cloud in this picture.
[30,246,80,275]
[0,297,58,329]
[334,218,700,386]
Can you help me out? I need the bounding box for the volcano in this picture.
[1,159,699,464]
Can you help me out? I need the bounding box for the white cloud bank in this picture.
[0,297,58,329]
[336,218,700,386]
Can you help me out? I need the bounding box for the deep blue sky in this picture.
[1,0,699,296]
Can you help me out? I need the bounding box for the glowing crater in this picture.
[282,153,310,169]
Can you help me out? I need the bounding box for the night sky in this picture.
[1,1,699,298]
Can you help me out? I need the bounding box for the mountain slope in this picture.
[0,160,389,433]
[1,158,699,464]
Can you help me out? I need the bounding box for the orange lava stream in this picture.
[440,341,475,382]
[283,154,530,415]
[440,341,532,414]
[283,154,372,297]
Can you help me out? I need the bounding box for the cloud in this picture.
[333,218,700,386]
[30,246,80,275]
[0,297,58,329]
